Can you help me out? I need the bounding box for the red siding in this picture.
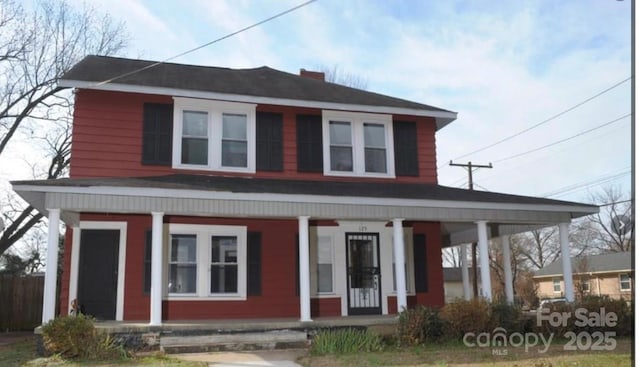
[311,297,342,317]
[412,222,445,308]
[59,229,74,316]
[70,90,439,183]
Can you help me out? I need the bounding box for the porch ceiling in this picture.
[12,175,598,244]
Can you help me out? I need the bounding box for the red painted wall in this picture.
[70,89,439,184]
[413,221,445,308]
[311,297,342,317]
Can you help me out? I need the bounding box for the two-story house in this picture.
[12,56,598,325]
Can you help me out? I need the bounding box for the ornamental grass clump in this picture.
[311,328,384,355]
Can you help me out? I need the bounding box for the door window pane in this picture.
[169,235,197,293]
[211,236,238,293]
[222,114,248,167]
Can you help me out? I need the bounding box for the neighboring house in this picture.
[534,252,633,302]
[12,56,598,325]
[442,267,480,302]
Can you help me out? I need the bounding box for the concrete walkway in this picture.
[172,349,306,367]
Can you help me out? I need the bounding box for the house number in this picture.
[359,225,367,232]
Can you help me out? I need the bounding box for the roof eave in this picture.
[57,79,458,128]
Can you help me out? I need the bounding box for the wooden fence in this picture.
[0,275,44,331]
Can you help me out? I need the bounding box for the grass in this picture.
[0,337,206,367]
[299,337,633,367]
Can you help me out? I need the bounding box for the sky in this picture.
[4,0,633,207]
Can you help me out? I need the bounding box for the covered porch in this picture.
[12,175,599,326]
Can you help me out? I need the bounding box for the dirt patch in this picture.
[0,332,35,349]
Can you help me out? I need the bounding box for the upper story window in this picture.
[322,111,395,178]
[173,97,256,173]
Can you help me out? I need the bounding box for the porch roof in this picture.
[12,174,598,245]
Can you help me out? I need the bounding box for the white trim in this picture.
[172,97,257,173]
[57,79,458,128]
[12,184,598,215]
[322,111,395,178]
[42,209,61,324]
[167,223,247,300]
[69,221,127,321]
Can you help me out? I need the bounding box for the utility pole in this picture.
[449,161,492,298]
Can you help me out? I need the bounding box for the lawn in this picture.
[0,337,206,367]
[298,338,633,367]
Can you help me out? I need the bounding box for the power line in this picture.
[542,169,631,198]
[599,199,633,207]
[447,76,632,162]
[493,113,630,163]
[93,0,318,87]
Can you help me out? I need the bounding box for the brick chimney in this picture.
[299,69,325,81]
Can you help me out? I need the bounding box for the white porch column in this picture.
[298,216,312,322]
[501,235,514,304]
[42,208,61,324]
[559,222,574,302]
[476,221,492,301]
[392,218,407,312]
[150,212,164,326]
[460,243,471,300]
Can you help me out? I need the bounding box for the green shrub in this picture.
[311,328,383,355]
[397,305,443,345]
[490,300,526,334]
[439,299,494,340]
[575,295,632,336]
[41,314,124,359]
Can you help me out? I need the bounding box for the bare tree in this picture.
[0,0,127,256]
[442,246,462,268]
[517,227,560,270]
[587,186,633,252]
[318,64,369,90]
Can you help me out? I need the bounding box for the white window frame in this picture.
[168,233,198,296]
[552,277,562,293]
[322,110,395,178]
[166,224,247,300]
[173,97,256,173]
[619,273,631,292]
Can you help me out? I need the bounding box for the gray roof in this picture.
[60,55,454,118]
[534,252,632,277]
[11,174,599,209]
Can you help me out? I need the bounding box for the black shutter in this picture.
[142,103,173,165]
[393,121,419,176]
[143,229,152,294]
[413,234,428,292]
[256,112,283,171]
[296,114,323,172]
[247,232,262,296]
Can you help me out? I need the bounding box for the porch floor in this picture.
[91,315,398,334]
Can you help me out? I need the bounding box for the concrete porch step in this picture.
[160,329,309,354]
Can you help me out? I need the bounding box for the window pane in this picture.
[168,264,197,293]
[211,264,238,293]
[223,114,247,140]
[171,235,197,262]
[330,146,353,171]
[318,264,333,292]
[365,148,387,173]
[183,111,208,136]
[364,123,385,148]
[211,236,238,263]
[181,138,208,165]
[221,141,248,167]
[329,121,352,145]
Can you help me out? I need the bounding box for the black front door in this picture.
[77,229,119,320]
[346,233,382,315]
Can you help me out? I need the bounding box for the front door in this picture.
[346,233,382,315]
[77,229,119,320]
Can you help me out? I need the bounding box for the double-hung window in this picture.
[168,235,198,294]
[173,97,256,172]
[322,111,394,177]
[619,273,631,291]
[168,224,247,300]
[552,278,562,293]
